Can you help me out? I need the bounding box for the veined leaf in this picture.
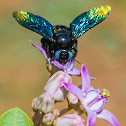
[0,107,33,126]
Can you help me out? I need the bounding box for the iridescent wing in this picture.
[70,6,111,38]
[13,11,54,40]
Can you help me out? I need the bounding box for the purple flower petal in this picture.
[63,62,69,71]
[97,109,120,126]
[85,90,100,103]
[62,82,84,103]
[67,68,81,76]
[89,98,106,112]
[29,40,47,59]
[51,61,64,70]
[85,89,107,112]
[86,107,97,126]
[66,60,75,72]
[81,64,91,93]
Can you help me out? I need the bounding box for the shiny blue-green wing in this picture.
[70,6,111,38]
[13,11,54,40]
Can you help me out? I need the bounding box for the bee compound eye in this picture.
[55,50,61,60]
[68,51,73,60]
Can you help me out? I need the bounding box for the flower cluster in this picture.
[31,40,120,126]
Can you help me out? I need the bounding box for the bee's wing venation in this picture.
[13,11,54,40]
[70,6,111,38]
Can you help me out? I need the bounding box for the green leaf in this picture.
[0,107,33,126]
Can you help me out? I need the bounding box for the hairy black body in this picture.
[41,25,77,64]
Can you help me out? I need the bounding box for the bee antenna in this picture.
[75,59,81,64]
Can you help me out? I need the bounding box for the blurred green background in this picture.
[0,0,126,125]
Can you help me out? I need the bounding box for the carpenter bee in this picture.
[13,5,111,64]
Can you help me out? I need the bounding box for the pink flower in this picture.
[62,64,120,126]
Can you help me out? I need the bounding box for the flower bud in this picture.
[32,97,38,111]
[55,114,85,126]
[44,71,72,102]
[52,109,60,118]
[66,92,79,110]
[42,113,55,126]
[36,92,55,113]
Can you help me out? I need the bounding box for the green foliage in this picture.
[0,108,33,126]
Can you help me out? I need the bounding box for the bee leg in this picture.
[72,46,77,59]
[50,50,55,61]
[45,44,51,58]
[41,38,51,58]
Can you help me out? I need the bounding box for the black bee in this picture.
[41,25,77,64]
[12,6,111,64]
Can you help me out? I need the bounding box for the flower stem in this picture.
[74,109,83,116]
[60,106,72,116]
[32,111,43,126]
